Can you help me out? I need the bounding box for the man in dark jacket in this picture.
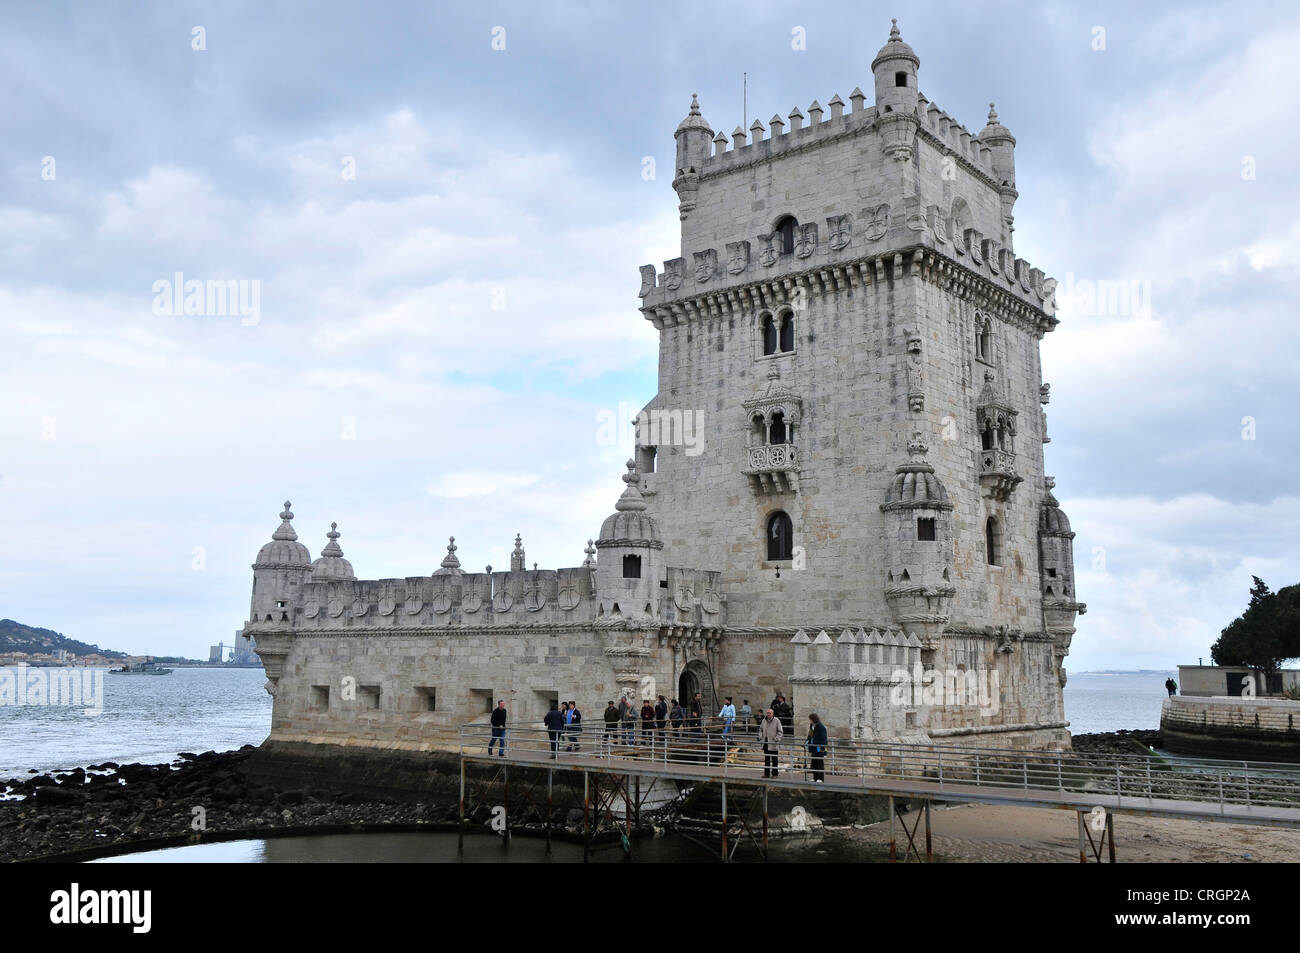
[775,695,795,736]
[566,700,582,751]
[488,700,507,757]
[655,695,668,731]
[688,692,703,728]
[806,713,828,782]
[603,700,619,750]
[543,702,565,759]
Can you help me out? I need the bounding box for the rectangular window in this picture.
[416,687,437,712]
[895,72,907,88]
[623,554,642,579]
[310,685,329,711]
[358,684,381,710]
[472,689,495,715]
[917,518,936,541]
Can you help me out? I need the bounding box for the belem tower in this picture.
[244,22,1085,760]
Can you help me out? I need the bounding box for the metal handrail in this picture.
[459,723,1300,813]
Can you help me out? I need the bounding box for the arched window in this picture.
[976,315,992,362]
[778,310,794,352]
[751,414,767,444]
[769,412,787,445]
[985,517,1001,566]
[767,511,793,561]
[775,216,797,255]
[761,313,778,355]
[622,554,642,579]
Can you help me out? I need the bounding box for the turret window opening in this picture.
[985,517,1002,566]
[976,316,993,363]
[775,216,797,255]
[622,555,642,579]
[778,309,795,352]
[895,71,908,88]
[767,511,793,561]
[761,313,779,355]
[917,517,936,541]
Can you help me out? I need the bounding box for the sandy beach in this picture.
[845,801,1300,862]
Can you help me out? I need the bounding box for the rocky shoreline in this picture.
[0,731,1166,863]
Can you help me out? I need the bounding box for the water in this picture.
[1,666,1168,782]
[1062,671,1174,735]
[0,667,270,780]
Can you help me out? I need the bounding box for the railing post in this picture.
[1022,758,1028,791]
[1056,755,1063,792]
[1243,761,1250,806]
[1115,762,1122,806]
[1218,771,1225,814]
[975,753,981,785]
[938,750,944,787]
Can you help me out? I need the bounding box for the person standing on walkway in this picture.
[719,696,736,735]
[640,698,656,745]
[603,700,619,750]
[488,700,508,757]
[775,694,794,737]
[543,702,565,759]
[620,693,637,746]
[806,712,828,782]
[1165,677,1177,697]
[669,698,685,735]
[567,700,582,751]
[655,695,668,732]
[689,691,704,729]
[739,699,753,733]
[759,707,783,778]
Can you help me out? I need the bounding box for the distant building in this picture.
[1178,664,1300,698]
[208,643,225,664]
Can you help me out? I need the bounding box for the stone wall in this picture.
[1160,696,1300,762]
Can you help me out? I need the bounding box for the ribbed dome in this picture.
[980,102,1014,142]
[1039,481,1074,535]
[310,522,355,580]
[675,93,713,136]
[254,501,312,569]
[596,460,663,548]
[880,433,952,511]
[872,19,919,71]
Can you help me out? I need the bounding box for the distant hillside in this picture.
[0,619,127,659]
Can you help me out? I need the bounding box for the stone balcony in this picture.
[743,443,799,493]
[975,447,1022,501]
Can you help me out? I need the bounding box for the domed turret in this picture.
[1039,481,1073,536]
[673,94,713,222]
[979,102,1019,245]
[249,501,313,624]
[310,522,355,581]
[1038,477,1086,686]
[254,501,312,569]
[594,461,663,620]
[433,536,464,577]
[872,19,919,115]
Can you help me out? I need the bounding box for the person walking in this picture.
[567,700,582,751]
[543,701,565,759]
[689,691,704,729]
[669,698,685,736]
[759,707,783,778]
[739,699,753,733]
[488,699,507,757]
[775,694,794,737]
[719,696,736,735]
[603,700,619,751]
[620,694,637,747]
[806,713,828,782]
[655,695,668,732]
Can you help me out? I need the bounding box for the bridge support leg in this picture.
[458,757,465,856]
[1077,811,1086,864]
[925,799,932,862]
[888,796,897,862]
[503,764,510,848]
[545,766,553,855]
[762,786,769,859]
[583,771,591,864]
[721,780,729,862]
[1107,812,1116,864]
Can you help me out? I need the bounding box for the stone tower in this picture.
[250,502,312,624]
[635,21,1080,746]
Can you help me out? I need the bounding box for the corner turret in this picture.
[310,522,355,581]
[673,94,713,224]
[250,501,313,624]
[872,20,921,168]
[1038,477,1086,685]
[979,103,1018,247]
[594,460,663,621]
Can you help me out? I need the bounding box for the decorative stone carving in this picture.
[404,597,423,615]
[663,257,685,291]
[304,602,320,619]
[327,599,345,618]
[758,233,778,267]
[976,371,1023,501]
[492,589,513,613]
[905,331,924,412]
[378,596,396,616]
[462,588,482,613]
[638,264,656,298]
[827,214,852,251]
[431,589,452,614]
[863,203,890,241]
[557,584,580,611]
[794,223,818,258]
[351,600,369,618]
[726,240,750,275]
[700,587,721,615]
[524,578,546,612]
[693,248,717,283]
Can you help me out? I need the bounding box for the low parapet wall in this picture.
[1160,696,1300,762]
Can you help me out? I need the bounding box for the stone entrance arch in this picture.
[678,659,717,716]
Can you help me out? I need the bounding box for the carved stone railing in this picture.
[975,447,1022,501]
[744,443,799,493]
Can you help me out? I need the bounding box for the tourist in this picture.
[603,700,619,750]
[759,707,783,777]
[640,698,656,744]
[806,713,828,782]
[567,700,582,751]
[488,700,507,757]
[719,696,736,735]
[669,698,685,735]
[739,699,753,733]
[689,691,704,729]
[775,694,794,736]
[543,702,565,759]
[620,694,637,746]
[655,695,668,732]
[1165,677,1177,697]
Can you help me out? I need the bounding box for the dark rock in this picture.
[33,786,83,805]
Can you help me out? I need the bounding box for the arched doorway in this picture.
[678,659,717,717]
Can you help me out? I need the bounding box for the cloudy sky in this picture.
[1,1,1296,670]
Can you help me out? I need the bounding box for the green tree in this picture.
[1210,577,1300,684]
